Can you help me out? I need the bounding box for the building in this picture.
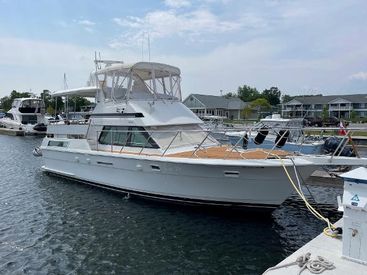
[282,94,367,119]
[183,94,248,120]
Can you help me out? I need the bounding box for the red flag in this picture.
[338,121,346,135]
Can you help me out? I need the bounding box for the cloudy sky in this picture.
[0,0,366,98]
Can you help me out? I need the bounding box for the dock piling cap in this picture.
[340,167,367,183]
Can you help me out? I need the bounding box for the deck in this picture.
[265,219,366,275]
[167,146,292,159]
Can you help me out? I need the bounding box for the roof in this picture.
[187,94,248,110]
[284,94,367,104]
[96,62,180,79]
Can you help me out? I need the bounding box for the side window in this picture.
[98,126,159,148]
[99,126,129,145]
[129,126,158,148]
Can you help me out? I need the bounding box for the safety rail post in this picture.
[224,130,250,160]
[139,131,153,155]
[190,131,211,158]
[110,129,113,152]
[119,131,132,153]
[335,129,352,158]
[161,130,180,157]
[330,129,350,161]
[96,130,99,151]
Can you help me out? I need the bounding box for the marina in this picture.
[1,1,367,273]
[0,134,346,274]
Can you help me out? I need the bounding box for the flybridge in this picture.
[52,61,182,103]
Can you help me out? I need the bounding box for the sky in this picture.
[0,0,366,98]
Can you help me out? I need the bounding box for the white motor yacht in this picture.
[0,98,48,134]
[36,60,367,211]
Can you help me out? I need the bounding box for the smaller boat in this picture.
[225,114,324,154]
[0,98,48,134]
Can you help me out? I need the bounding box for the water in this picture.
[0,135,344,274]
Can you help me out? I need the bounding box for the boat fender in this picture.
[32,147,42,157]
[33,123,47,132]
[254,128,269,145]
[242,133,248,149]
[275,130,290,148]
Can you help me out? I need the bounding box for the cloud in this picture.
[164,0,191,9]
[76,19,96,33]
[349,71,367,81]
[77,19,96,26]
[111,8,244,48]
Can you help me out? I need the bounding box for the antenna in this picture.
[148,32,151,61]
[63,73,68,89]
[141,36,144,61]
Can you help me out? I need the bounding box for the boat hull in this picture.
[41,148,317,210]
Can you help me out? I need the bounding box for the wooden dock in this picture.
[264,219,366,274]
[0,127,25,136]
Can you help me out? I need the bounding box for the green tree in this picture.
[242,98,271,119]
[281,94,295,103]
[0,90,33,111]
[262,87,281,106]
[223,92,236,98]
[237,85,261,102]
[67,96,92,112]
[322,105,329,120]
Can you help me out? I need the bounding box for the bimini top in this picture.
[51,60,183,102]
[96,62,181,79]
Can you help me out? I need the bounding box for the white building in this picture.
[282,94,367,119]
[183,94,248,120]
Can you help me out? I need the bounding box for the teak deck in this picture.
[106,146,292,159]
[167,146,291,159]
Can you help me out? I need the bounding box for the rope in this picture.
[263,253,335,274]
[262,149,335,232]
[298,256,335,274]
[262,253,311,274]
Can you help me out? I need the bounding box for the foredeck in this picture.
[105,146,293,160]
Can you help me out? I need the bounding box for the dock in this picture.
[0,127,25,136]
[264,219,366,274]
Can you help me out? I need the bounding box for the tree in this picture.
[237,85,261,102]
[281,94,294,103]
[0,90,33,111]
[262,87,281,106]
[322,105,329,120]
[223,92,236,98]
[242,98,271,119]
[67,96,92,112]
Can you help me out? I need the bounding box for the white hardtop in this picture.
[96,62,180,78]
[51,86,98,98]
[340,167,367,181]
[260,114,290,123]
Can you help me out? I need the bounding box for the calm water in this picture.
[0,135,343,274]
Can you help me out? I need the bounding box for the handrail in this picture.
[161,130,180,156]
[191,132,211,158]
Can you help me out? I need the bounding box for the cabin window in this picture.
[48,140,68,147]
[21,115,38,125]
[99,126,159,148]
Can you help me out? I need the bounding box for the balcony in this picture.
[329,106,351,111]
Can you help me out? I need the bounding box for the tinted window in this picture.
[99,126,159,149]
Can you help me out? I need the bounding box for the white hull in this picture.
[41,147,318,210]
